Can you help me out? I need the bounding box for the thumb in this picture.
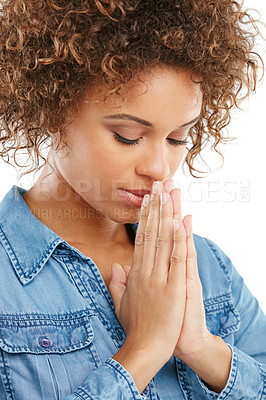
[122,264,132,278]
[108,263,127,317]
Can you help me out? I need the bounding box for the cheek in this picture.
[70,140,132,189]
[170,147,187,171]
[94,152,133,193]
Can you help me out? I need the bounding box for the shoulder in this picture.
[194,234,233,274]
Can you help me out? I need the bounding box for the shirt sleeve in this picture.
[62,357,144,400]
[197,239,266,399]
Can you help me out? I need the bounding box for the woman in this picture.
[0,0,265,399]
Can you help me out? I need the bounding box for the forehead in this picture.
[82,67,203,127]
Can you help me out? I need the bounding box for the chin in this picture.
[106,206,140,224]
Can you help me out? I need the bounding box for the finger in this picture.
[168,218,187,290]
[109,263,127,315]
[152,190,174,280]
[170,188,182,222]
[183,216,204,311]
[140,180,163,276]
[183,215,201,285]
[110,263,127,286]
[122,264,131,279]
[163,179,174,193]
[132,193,150,272]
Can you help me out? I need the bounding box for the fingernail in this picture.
[160,192,169,206]
[173,219,179,231]
[142,194,150,208]
[152,181,160,194]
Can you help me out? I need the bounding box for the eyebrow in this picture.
[103,113,201,128]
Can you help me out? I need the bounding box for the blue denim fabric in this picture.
[0,185,266,399]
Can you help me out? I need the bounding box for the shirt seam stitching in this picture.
[203,238,231,284]
[106,359,140,399]
[0,349,14,400]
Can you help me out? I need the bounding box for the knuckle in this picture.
[170,254,185,265]
[173,235,186,244]
[159,208,171,218]
[135,272,149,287]
[135,233,144,246]
[144,227,154,241]
[149,194,159,207]
[155,236,169,249]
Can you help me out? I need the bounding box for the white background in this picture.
[1,1,266,310]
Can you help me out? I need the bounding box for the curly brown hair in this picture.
[0,0,264,179]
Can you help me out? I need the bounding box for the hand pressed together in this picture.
[109,179,232,393]
[109,180,209,357]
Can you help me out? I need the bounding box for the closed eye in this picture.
[113,132,188,147]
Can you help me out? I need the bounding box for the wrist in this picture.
[124,333,174,362]
[112,336,171,394]
[178,333,232,393]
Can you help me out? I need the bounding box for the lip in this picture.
[118,189,148,208]
[122,189,151,196]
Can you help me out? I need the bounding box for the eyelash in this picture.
[113,132,188,147]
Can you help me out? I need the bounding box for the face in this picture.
[50,67,202,224]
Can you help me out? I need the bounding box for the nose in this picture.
[135,142,171,182]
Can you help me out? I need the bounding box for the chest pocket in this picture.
[0,309,101,400]
[204,293,240,339]
[0,311,94,354]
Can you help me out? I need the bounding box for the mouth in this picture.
[123,189,151,196]
[118,189,150,208]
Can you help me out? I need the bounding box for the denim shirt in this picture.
[0,185,266,400]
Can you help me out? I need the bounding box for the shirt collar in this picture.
[0,185,138,285]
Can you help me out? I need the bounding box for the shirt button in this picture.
[39,336,51,348]
[142,384,150,395]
